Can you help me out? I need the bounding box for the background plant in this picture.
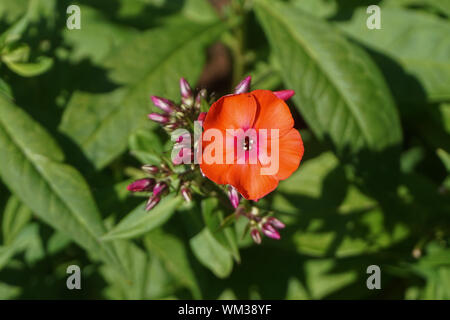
[0,0,449,299]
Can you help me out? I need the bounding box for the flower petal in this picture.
[274,128,304,180]
[252,90,294,136]
[200,162,232,185]
[227,163,279,200]
[203,93,257,132]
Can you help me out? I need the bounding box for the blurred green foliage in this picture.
[0,0,449,299]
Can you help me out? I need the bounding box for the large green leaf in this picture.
[272,152,409,257]
[60,19,225,169]
[254,0,402,155]
[0,95,121,269]
[383,0,450,17]
[201,198,240,262]
[190,228,234,279]
[144,229,201,299]
[180,201,235,279]
[62,5,138,64]
[100,239,149,299]
[338,7,450,102]
[102,195,182,241]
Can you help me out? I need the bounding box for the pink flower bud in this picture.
[153,182,167,197]
[273,90,295,101]
[146,195,160,211]
[197,112,207,123]
[267,217,285,229]
[151,96,175,114]
[141,165,159,174]
[181,187,192,203]
[180,78,192,99]
[165,123,178,130]
[262,223,281,240]
[194,89,206,109]
[148,113,169,124]
[234,76,252,94]
[228,185,240,209]
[251,228,262,244]
[127,178,155,192]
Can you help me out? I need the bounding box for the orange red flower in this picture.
[200,89,304,200]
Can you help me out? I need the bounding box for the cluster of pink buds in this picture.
[128,78,210,211]
[148,78,208,132]
[237,206,286,244]
[126,165,170,211]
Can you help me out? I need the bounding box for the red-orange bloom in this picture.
[200,89,304,200]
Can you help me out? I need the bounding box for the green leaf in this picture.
[406,242,450,299]
[128,129,164,165]
[338,7,450,102]
[144,229,201,298]
[0,95,122,269]
[201,198,240,262]
[437,149,450,172]
[298,258,358,299]
[60,19,226,169]
[0,282,21,299]
[272,152,409,257]
[180,201,234,278]
[190,228,234,279]
[102,194,182,241]
[383,0,450,17]
[178,0,219,23]
[2,195,31,245]
[100,239,149,299]
[3,56,53,77]
[437,148,450,190]
[0,78,12,99]
[1,44,30,63]
[62,5,138,64]
[0,7,29,46]
[0,224,38,271]
[255,0,402,155]
[289,0,338,18]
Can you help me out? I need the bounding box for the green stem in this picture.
[231,27,245,86]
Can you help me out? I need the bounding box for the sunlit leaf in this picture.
[201,198,240,262]
[338,7,450,102]
[0,95,122,270]
[102,195,182,241]
[255,0,402,155]
[190,228,234,279]
[144,229,201,298]
[3,56,53,77]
